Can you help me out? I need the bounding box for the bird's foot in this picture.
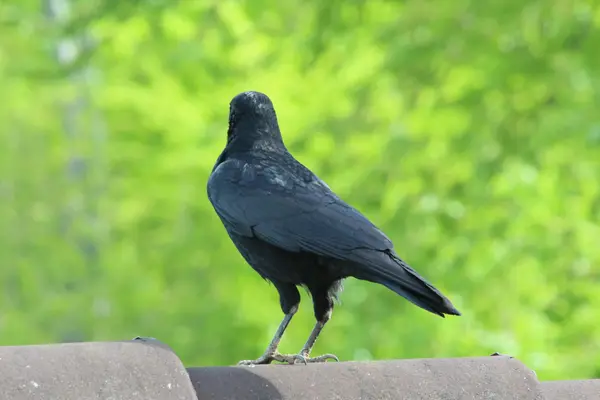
[296,352,339,364]
[237,352,307,366]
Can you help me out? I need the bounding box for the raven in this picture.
[207,91,461,365]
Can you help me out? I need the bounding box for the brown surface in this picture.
[188,356,545,400]
[0,340,197,400]
[541,379,600,400]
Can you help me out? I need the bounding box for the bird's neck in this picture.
[226,121,287,155]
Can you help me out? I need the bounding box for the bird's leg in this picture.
[295,310,339,364]
[237,306,305,366]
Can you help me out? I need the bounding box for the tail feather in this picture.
[351,250,461,317]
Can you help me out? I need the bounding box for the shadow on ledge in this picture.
[189,366,284,400]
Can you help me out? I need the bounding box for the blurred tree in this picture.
[0,0,598,380]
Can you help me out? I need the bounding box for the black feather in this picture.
[207,91,461,323]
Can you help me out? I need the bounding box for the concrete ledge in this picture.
[189,356,544,400]
[541,379,600,400]
[0,340,197,400]
[0,340,598,400]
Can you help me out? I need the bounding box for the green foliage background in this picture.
[1,0,599,380]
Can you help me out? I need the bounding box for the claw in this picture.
[274,353,307,365]
[238,351,339,366]
[299,353,339,364]
[237,352,307,366]
[309,353,339,363]
[237,356,272,366]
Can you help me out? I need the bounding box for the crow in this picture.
[207,91,461,365]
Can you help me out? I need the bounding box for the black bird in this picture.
[207,91,461,365]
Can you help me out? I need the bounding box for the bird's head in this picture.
[229,91,274,119]
[226,91,284,150]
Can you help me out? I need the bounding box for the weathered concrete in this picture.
[541,379,600,400]
[1,339,598,400]
[0,340,197,400]
[188,356,545,400]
